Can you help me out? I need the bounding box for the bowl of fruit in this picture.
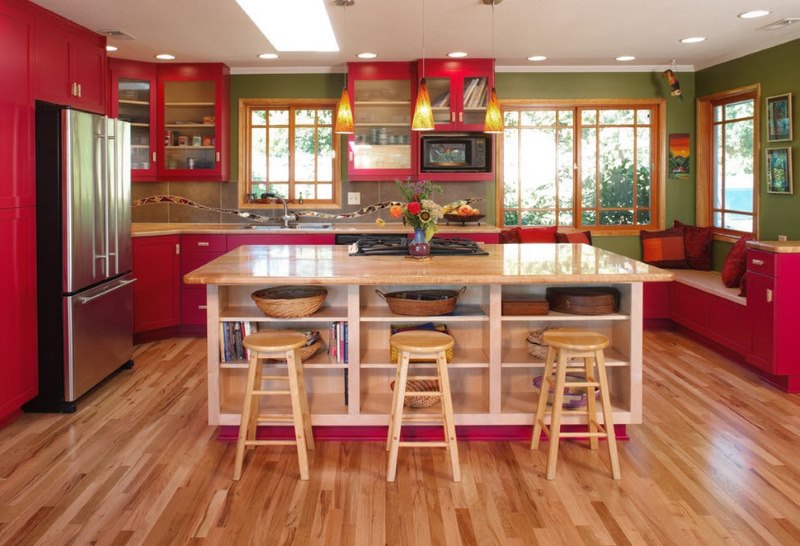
[442,203,485,224]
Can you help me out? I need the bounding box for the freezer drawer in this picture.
[64,275,135,402]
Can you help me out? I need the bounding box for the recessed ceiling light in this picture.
[155,54,175,60]
[615,55,636,62]
[357,52,378,59]
[105,45,118,52]
[680,36,707,44]
[739,10,771,19]
[258,53,279,59]
[236,0,339,52]
[448,51,468,58]
[527,55,547,62]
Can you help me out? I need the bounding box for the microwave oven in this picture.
[420,133,492,173]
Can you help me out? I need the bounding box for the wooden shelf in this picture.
[129,122,150,127]
[360,392,488,416]
[164,124,215,129]
[164,145,215,150]
[220,392,349,417]
[220,305,348,322]
[501,311,630,322]
[360,347,489,369]
[164,102,215,107]
[219,354,347,370]
[501,391,629,421]
[360,304,488,322]
[119,99,149,106]
[500,347,629,368]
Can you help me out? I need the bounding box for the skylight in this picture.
[236,0,339,52]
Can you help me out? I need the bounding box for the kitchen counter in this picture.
[746,240,800,253]
[133,222,501,237]
[183,243,673,286]
[186,243,671,429]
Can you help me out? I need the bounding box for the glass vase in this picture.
[408,227,430,257]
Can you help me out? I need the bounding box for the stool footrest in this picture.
[557,432,609,438]
[403,391,442,398]
[407,376,439,381]
[563,381,600,388]
[244,440,298,447]
[260,375,289,381]
[256,415,295,423]
[252,390,290,396]
[399,414,444,423]
[398,441,449,448]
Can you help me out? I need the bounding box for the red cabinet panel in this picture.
[747,271,774,372]
[226,234,335,250]
[747,250,775,277]
[182,234,227,254]
[133,236,180,332]
[0,0,35,209]
[68,34,106,114]
[181,287,208,326]
[0,207,38,420]
[707,298,751,356]
[420,58,494,133]
[671,282,709,333]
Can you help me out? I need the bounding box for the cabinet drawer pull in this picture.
[198,305,208,310]
[459,111,463,123]
[197,241,210,247]
[766,288,773,303]
[751,259,765,266]
[152,152,157,162]
[77,83,82,97]
[451,112,455,122]
[216,151,220,162]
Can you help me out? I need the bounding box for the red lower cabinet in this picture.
[180,235,225,326]
[226,233,335,250]
[133,236,180,333]
[0,207,37,420]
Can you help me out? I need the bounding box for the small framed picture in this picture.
[192,135,202,146]
[766,148,792,194]
[177,135,188,146]
[766,93,792,142]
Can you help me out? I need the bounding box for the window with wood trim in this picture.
[239,99,340,207]
[499,101,664,231]
[711,94,756,234]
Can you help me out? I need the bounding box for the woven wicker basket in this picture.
[390,379,440,408]
[251,286,327,318]
[376,287,466,316]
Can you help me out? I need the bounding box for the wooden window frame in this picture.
[696,85,760,241]
[238,98,342,210]
[497,98,666,235]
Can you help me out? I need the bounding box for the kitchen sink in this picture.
[245,223,332,230]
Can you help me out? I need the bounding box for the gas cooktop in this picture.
[348,235,489,256]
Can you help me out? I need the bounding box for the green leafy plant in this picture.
[390,180,444,241]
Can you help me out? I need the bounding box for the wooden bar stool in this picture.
[386,330,460,482]
[531,328,621,480]
[233,330,314,481]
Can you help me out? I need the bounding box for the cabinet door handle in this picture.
[78,83,82,97]
[216,152,221,162]
[766,288,773,303]
[451,112,455,122]
[751,259,765,266]
[198,305,207,310]
[175,243,181,255]
[71,82,77,96]
[197,241,210,247]
[152,152,157,162]
[459,111,463,123]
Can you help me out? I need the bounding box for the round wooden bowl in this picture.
[251,286,327,318]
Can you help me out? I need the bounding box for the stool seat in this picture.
[542,329,609,351]
[243,330,307,352]
[386,331,460,482]
[532,328,620,480]
[389,330,454,353]
[233,328,314,481]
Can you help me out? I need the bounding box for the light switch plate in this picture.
[348,192,361,205]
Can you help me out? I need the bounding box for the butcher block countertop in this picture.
[746,240,800,253]
[132,222,501,237]
[183,244,674,286]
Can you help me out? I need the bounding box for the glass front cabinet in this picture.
[421,58,494,132]
[347,62,417,181]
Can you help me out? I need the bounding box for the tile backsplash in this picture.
[132,180,496,224]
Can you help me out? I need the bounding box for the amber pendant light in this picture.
[412,0,435,130]
[483,0,504,133]
[334,0,355,134]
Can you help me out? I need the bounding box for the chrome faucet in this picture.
[265,193,297,228]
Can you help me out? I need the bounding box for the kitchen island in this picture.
[184,243,673,431]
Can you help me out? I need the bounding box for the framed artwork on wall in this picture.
[766,93,792,142]
[766,148,792,194]
[668,133,690,178]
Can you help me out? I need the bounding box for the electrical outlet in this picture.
[778,234,788,241]
[348,192,361,205]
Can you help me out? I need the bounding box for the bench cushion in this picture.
[670,269,745,305]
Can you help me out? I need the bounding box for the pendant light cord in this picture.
[421,0,426,78]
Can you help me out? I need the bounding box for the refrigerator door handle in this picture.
[93,127,108,278]
[78,277,137,305]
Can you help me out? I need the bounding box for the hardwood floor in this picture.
[1,330,799,545]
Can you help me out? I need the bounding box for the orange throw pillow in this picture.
[640,228,689,268]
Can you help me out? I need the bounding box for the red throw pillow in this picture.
[500,227,521,244]
[721,235,753,288]
[640,228,689,268]
[673,220,713,270]
[517,226,558,243]
[555,231,593,245]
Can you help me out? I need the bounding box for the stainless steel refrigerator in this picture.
[26,103,135,412]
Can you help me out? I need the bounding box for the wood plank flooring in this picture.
[1,330,799,545]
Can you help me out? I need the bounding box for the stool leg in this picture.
[294,352,315,451]
[531,345,556,450]
[387,351,410,482]
[386,358,402,451]
[595,349,621,480]
[437,350,461,482]
[246,357,263,451]
[286,349,310,481]
[584,355,599,451]
[545,349,569,480]
[233,351,260,480]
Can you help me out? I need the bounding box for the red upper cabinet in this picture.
[33,7,106,114]
[347,61,418,182]
[157,63,230,181]
[420,58,494,132]
[109,59,158,181]
[0,0,35,209]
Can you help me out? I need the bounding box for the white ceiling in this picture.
[32,0,800,72]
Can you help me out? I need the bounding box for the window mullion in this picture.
[573,107,580,227]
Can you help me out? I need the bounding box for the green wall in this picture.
[229,70,697,259]
[697,38,800,241]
